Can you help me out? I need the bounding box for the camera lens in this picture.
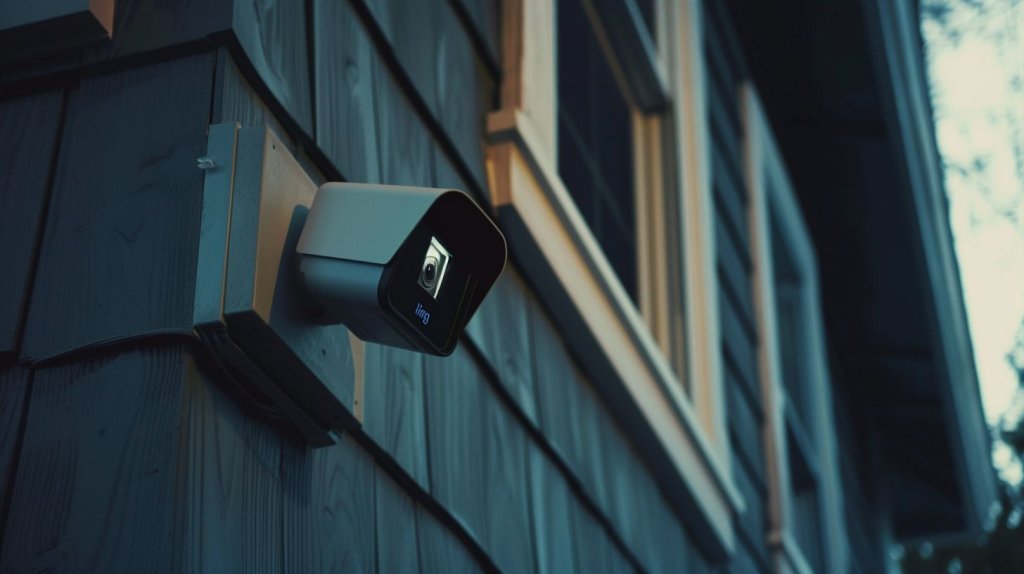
[421,257,438,288]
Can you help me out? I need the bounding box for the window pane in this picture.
[771,209,809,423]
[558,0,638,300]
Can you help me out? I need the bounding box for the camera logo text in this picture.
[415,302,431,325]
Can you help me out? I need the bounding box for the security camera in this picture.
[296,183,507,356]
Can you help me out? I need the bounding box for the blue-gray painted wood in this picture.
[375,469,419,573]
[464,268,538,423]
[423,344,535,573]
[422,347,489,541]
[0,366,29,532]
[0,90,64,359]
[20,54,214,362]
[450,0,500,68]
[527,300,611,508]
[528,447,576,574]
[229,0,312,135]
[376,61,434,186]
[312,0,382,184]
[416,502,484,573]
[281,433,377,573]
[571,499,636,574]
[179,352,286,574]
[435,2,490,190]
[362,342,429,487]
[2,345,187,573]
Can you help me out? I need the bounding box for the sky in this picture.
[921,0,1024,484]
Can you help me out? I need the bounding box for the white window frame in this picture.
[486,0,741,558]
[743,85,850,574]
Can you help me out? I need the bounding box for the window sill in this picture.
[486,107,743,560]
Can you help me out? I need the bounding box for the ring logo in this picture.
[414,302,431,326]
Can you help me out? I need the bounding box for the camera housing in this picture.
[296,183,507,356]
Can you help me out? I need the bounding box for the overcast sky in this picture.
[922,0,1024,483]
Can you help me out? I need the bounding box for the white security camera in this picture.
[296,183,507,356]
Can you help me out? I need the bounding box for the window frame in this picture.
[743,85,850,574]
[486,0,741,560]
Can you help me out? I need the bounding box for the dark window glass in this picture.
[558,0,637,300]
[771,210,809,423]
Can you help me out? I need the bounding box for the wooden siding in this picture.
[0,0,891,572]
[704,1,773,572]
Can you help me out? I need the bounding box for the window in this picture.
[745,85,849,573]
[557,0,638,299]
[554,0,690,383]
[485,0,743,554]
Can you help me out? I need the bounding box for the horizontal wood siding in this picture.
[0,1,733,572]
[0,91,64,360]
[20,54,215,362]
[2,345,189,572]
[705,1,772,571]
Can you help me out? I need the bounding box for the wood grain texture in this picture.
[0,366,30,517]
[570,501,635,574]
[527,301,609,509]
[386,0,442,115]
[0,90,64,359]
[434,2,489,190]
[464,267,537,423]
[20,54,214,362]
[313,0,381,184]
[281,432,377,573]
[479,373,535,574]
[212,50,325,183]
[375,62,433,186]
[362,342,428,487]
[375,468,418,573]
[230,0,312,134]
[1,345,188,573]
[528,447,576,574]
[179,354,286,574]
[416,503,482,574]
[450,0,501,67]
[422,347,488,540]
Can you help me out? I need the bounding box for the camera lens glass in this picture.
[422,257,438,287]
[418,236,451,299]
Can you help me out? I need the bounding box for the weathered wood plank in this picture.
[179,354,285,574]
[480,377,535,574]
[422,347,488,542]
[2,345,188,573]
[230,0,312,134]
[416,503,482,573]
[362,342,428,487]
[0,90,64,359]
[435,3,489,189]
[528,302,609,509]
[0,366,30,520]
[280,432,377,573]
[376,62,433,186]
[571,500,635,574]
[312,0,381,184]
[374,467,418,573]
[528,447,576,574]
[450,0,501,67]
[464,267,537,423]
[21,54,214,362]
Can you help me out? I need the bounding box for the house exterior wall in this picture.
[0,1,900,573]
